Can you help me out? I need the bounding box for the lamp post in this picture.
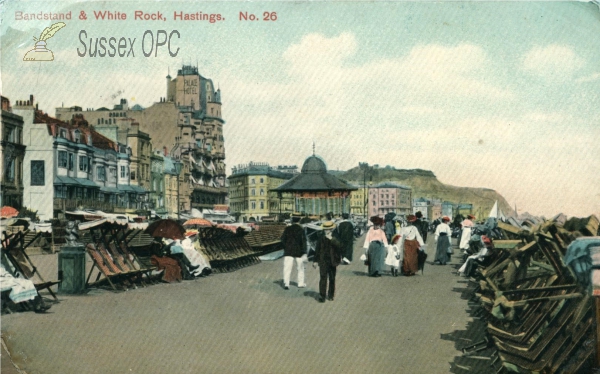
[174,160,182,220]
[362,165,372,220]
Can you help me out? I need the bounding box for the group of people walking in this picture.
[279,211,476,303]
[363,214,426,277]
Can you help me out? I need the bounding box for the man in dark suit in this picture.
[415,211,428,243]
[312,221,343,303]
[281,214,308,289]
[336,213,355,264]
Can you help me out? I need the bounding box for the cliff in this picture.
[335,165,515,218]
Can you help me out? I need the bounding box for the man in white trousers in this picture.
[281,214,308,289]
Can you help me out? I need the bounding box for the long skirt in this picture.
[367,241,386,276]
[402,239,420,276]
[434,235,451,265]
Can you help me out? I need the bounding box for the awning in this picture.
[117,184,136,192]
[100,186,120,194]
[54,176,100,188]
[75,178,100,188]
[54,176,79,185]
[131,185,146,194]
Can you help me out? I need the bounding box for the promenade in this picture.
[2,236,478,374]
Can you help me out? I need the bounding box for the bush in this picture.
[17,206,39,221]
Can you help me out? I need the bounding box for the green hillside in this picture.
[335,165,515,219]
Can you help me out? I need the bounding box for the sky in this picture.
[1,1,599,218]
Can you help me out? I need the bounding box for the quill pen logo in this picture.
[23,22,66,61]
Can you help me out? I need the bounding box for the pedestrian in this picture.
[459,214,476,254]
[281,214,308,290]
[415,211,428,243]
[385,234,402,276]
[433,216,452,265]
[363,216,388,277]
[336,213,355,264]
[399,215,425,276]
[312,221,343,302]
[384,212,396,243]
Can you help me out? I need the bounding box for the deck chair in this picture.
[1,231,60,301]
[85,243,139,291]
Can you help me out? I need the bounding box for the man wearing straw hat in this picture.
[312,221,343,303]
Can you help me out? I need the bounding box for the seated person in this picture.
[1,263,50,313]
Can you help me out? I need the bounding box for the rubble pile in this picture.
[465,215,600,373]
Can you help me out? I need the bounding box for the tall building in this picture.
[1,96,25,209]
[55,65,227,213]
[228,162,296,221]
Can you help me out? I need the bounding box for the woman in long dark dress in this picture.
[362,216,388,277]
[434,216,452,265]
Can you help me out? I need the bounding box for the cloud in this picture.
[522,45,585,80]
[576,72,600,83]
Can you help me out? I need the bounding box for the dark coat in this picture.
[336,221,354,249]
[281,224,307,258]
[314,235,343,267]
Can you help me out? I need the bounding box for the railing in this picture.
[53,198,115,212]
[192,185,227,194]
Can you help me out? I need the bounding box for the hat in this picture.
[467,214,476,220]
[442,216,450,222]
[391,234,401,244]
[407,215,417,222]
[415,211,423,218]
[370,216,384,226]
[322,221,336,230]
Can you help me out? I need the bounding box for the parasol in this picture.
[183,218,213,227]
[144,219,186,240]
[1,206,19,218]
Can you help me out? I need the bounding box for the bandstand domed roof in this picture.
[301,155,327,174]
[274,154,357,193]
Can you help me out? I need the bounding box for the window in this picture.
[131,171,136,180]
[120,166,127,178]
[260,178,264,183]
[68,153,74,171]
[260,189,264,196]
[97,166,106,181]
[31,161,45,186]
[58,151,68,168]
[74,130,80,143]
[251,189,255,196]
[5,159,15,182]
[260,201,264,209]
[251,201,256,210]
[54,186,66,198]
[59,129,67,138]
[251,178,255,184]
[79,156,88,172]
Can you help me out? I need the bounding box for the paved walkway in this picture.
[2,235,474,374]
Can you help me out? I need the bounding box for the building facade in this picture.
[368,182,412,218]
[412,197,429,219]
[349,184,368,217]
[1,96,26,209]
[14,99,137,220]
[55,65,228,214]
[228,162,296,221]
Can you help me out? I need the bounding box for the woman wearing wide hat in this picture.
[399,215,425,276]
[362,216,388,277]
[433,216,452,265]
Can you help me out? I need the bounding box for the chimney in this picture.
[163,146,168,156]
[30,94,34,105]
